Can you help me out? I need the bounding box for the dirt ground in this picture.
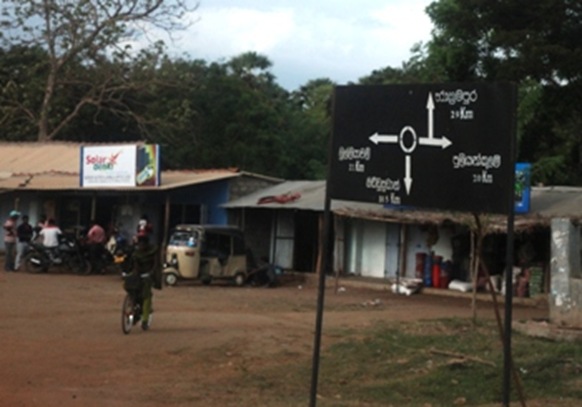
[0,270,550,407]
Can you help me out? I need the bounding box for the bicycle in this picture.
[121,272,153,334]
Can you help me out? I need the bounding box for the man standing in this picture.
[86,220,106,274]
[15,215,33,271]
[3,210,20,271]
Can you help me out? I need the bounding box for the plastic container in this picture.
[423,253,433,287]
[432,255,442,288]
[440,260,451,289]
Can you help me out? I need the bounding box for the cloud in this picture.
[177,7,295,61]
[165,0,433,89]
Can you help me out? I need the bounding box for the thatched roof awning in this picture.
[332,206,554,234]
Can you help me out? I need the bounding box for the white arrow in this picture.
[419,136,452,149]
[404,155,412,194]
[426,93,435,140]
[369,132,398,145]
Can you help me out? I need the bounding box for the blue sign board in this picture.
[514,163,531,214]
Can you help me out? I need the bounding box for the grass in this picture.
[229,318,582,406]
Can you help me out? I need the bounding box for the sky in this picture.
[165,0,434,91]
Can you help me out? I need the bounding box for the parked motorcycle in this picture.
[24,234,89,274]
[112,242,134,275]
[87,232,134,275]
[107,229,134,273]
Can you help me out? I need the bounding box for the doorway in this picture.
[293,211,319,272]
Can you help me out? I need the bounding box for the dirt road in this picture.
[0,271,547,407]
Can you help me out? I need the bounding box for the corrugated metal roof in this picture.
[224,182,582,230]
[0,170,239,191]
[0,142,239,190]
[0,141,110,174]
[529,186,582,218]
[223,180,327,211]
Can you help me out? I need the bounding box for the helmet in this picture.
[9,210,20,218]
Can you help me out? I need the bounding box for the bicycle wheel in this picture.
[121,294,135,334]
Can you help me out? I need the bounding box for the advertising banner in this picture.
[136,144,160,187]
[81,144,160,187]
[514,162,531,214]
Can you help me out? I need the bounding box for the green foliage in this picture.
[0,45,47,139]
[0,0,194,141]
[423,0,582,185]
[1,0,581,184]
[140,53,330,179]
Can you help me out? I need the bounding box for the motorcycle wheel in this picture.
[68,256,89,275]
[24,252,48,273]
[100,251,115,274]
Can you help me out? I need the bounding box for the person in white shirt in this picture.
[39,218,62,248]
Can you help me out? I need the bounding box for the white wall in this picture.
[360,220,387,278]
[341,218,462,280]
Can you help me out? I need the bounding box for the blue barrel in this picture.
[423,253,433,287]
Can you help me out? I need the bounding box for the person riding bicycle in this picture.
[130,235,162,330]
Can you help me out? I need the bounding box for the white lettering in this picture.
[434,89,478,106]
[338,146,371,161]
[452,153,502,170]
[366,176,401,193]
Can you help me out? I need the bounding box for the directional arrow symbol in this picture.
[419,136,452,149]
[427,93,435,140]
[369,91,452,197]
[369,132,398,145]
[404,155,413,194]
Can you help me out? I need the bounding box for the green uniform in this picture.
[132,243,161,325]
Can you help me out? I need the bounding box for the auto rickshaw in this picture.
[163,224,249,286]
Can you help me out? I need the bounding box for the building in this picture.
[0,142,282,245]
[225,181,582,327]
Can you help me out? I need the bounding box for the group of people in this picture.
[3,211,156,272]
[3,211,61,272]
[4,210,160,329]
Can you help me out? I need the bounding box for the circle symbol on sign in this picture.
[399,126,417,154]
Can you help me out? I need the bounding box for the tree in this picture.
[286,78,334,179]
[0,0,196,142]
[424,0,582,184]
[0,45,48,140]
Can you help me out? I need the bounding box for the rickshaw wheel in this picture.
[234,272,246,287]
[164,272,179,287]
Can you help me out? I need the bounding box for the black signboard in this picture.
[329,83,517,214]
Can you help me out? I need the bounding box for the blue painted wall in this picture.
[168,179,230,224]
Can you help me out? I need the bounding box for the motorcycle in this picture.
[112,242,134,275]
[24,234,89,274]
[88,232,134,275]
